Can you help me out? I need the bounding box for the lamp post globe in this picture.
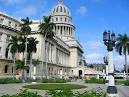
[103,30,118,97]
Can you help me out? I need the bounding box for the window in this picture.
[12,67,13,73]
[0,34,2,41]
[56,7,59,12]
[15,24,17,29]
[68,11,69,15]
[0,18,4,24]
[0,47,1,54]
[60,6,62,12]
[64,8,66,13]
[60,17,62,21]
[65,18,67,22]
[52,18,54,22]
[5,48,9,58]
[56,18,58,21]
[4,65,8,73]
[6,35,10,42]
[8,21,11,27]
[53,8,55,13]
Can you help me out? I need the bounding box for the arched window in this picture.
[60,17,62,21]
[56,18,58,21]
[67,11,69,15]
[65,18,67,22]
[5,48,9,58]
[53,8,55,13]
[64,8,66,13]
[56,7,59,12]
[5,65,8,73]
[60,6,63,12]
[12,67,13,73]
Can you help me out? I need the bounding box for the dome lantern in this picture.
[58,0,63,4]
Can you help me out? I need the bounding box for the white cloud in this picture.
[76,6,87,16]
[86,40,104,49]
[114,55,127,70]
[86,53,104,63]
[13,6,37,17]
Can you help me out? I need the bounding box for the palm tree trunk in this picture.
[24,37,28,80]
[13,53,15,80]
[29,53,32,78]
[125,53,128,80]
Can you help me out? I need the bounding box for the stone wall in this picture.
[0,59,16,75]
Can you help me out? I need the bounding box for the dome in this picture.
[51,3,71,17]
[50,0,75,41]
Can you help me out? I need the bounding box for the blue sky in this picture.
[0,0,129,70]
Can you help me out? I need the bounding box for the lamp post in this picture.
[103,56,108,84]
[103,30,118,97]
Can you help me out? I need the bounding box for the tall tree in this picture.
[38,15,55,78]
[27,37,39,78]
[20,17,32,80]
[115,33,129,80]
[15,60,25,81]
[18,36,26,58]
[8,36,19,79]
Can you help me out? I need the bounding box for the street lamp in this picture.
[103,30,118,97]
[103,56,108,83]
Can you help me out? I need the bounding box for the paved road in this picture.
[0,83,129,97]
[117,85,129,97]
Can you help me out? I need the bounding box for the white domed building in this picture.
[51,0,75,41]
[0,0,102,78]
[29,0,86,78]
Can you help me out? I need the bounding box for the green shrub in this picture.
[47,89,106,97]
[85,78,105,84]
[116,80,129,86]
[1,89,42,97]
[23,84,86,90]
[1,89,106,97]
[41,78,69,83]
[0,78,22,84]
[124,80,129,85]
[47,89,74,97]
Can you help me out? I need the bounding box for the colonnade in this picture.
[53,25,73,38]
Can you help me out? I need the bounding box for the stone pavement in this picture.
[0,82,129,97]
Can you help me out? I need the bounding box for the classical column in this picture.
[57,26,59,36]
[70,27,71,36]
[59,26,61,38]
[1,33,7,59]
[62,26,64,36]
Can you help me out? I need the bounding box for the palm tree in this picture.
[38,15,55,78]
[115,33,129,80]
[15,60,25,81]
[18,36,26,58]
[8,36,19,79]
[27,37,39,78]
[20,17,32,80]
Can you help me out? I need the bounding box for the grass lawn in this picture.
[23,83,87,90]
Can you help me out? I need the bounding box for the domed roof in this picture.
[51,0,71,17]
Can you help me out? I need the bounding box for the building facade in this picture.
[0,0,102,78]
